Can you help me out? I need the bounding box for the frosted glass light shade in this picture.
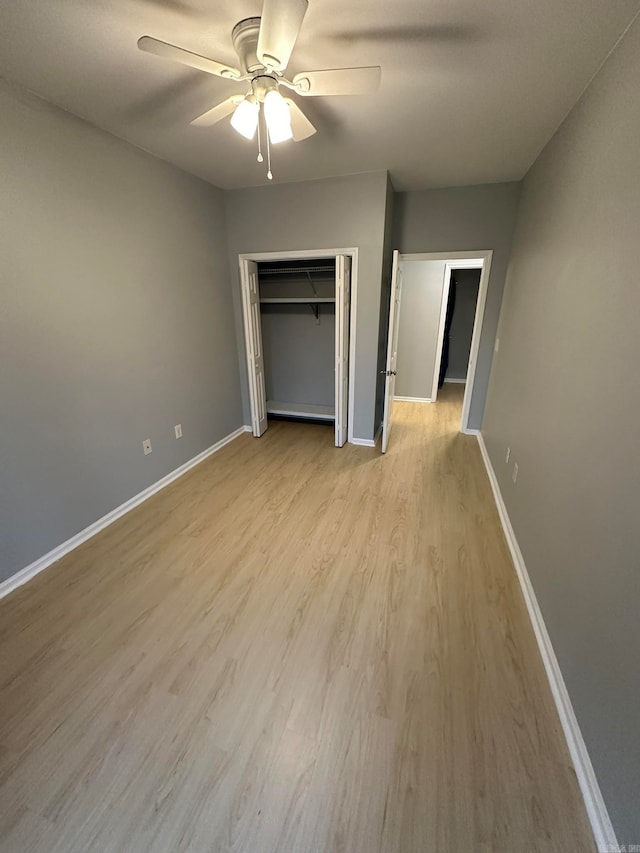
[264,90,293,144]
[231,98,259,140]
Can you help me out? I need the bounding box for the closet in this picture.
[240,254,351,447]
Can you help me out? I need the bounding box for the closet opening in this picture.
[259,257,336,423]
[239,249,356,447]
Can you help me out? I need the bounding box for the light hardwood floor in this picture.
[0,386,595,852]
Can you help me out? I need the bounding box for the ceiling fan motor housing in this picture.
[231,18,263,75]
[252,74,280,103]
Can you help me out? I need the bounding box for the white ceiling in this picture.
[0,0,638,190]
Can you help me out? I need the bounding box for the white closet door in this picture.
[335,255,351,447]
[381,251,402,453]
[240,260,268,437]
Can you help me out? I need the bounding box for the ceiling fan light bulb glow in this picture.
[230,98,259,140]
[268,122,293,144]
[264,89,293,144]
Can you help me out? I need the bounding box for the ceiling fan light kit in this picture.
[263,89,293,144]
[137,0,381,180]
[230,95,259,140]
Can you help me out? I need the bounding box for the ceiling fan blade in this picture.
[257,0,308,72]
[138,36,241,80]
[293,66,381,96]
[284,99,316,141]
[190,95,245,127]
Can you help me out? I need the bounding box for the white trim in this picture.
[399,251,487,263]
[476,433,618,853]
[444,377,466,384]
[350,423,382,448]
[0,425,252,601]
[393,396,432,403]
[346,251,359,446]
[238,247,359,446]
[461,427,479,436]
[238,248,354,262]
[396,251,492,434]
[350,436,376,447]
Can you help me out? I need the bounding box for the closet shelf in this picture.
[267,401,335,421]
[259,266,335,275]
[260,297,335,304]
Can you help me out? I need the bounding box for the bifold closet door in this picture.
[335,255,351,447]
[240,259,268,437]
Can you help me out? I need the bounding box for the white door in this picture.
[240,260,268,436]
[335,255,351,447]
[381,251,403,453]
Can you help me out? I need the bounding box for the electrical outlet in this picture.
[143,439,152,455]
[512,463,518,483]
[505,446,511,464]
[174,424,183,439]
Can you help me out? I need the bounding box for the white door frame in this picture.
[238,247,359,444]
[397,250,493,434]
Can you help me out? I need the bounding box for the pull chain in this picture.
[254,104,273,180]
[256,108,264,164]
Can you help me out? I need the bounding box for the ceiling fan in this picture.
[138,0,381,178]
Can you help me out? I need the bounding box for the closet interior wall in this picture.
[258,259,336,418]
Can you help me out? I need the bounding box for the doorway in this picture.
[438,267,481,389]
[381,250,492,452]
[239,248,357,448]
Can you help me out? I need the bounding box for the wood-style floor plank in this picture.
[0,386,595,851]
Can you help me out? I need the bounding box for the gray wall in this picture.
[482,16,640,846]
[224,172,388,441]
[447,269,480,381]
[261,305,335,407]
[0,80,243,583]
[395,260,447,400]
[393,182,520,428]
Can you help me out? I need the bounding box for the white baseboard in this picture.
[444,377,466,384]
[476,433,617,853]
[350,436,376,447]
[461,427,479,436]
[393,396,432,403]
[0,425,253,601]
[349,424,387,448]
